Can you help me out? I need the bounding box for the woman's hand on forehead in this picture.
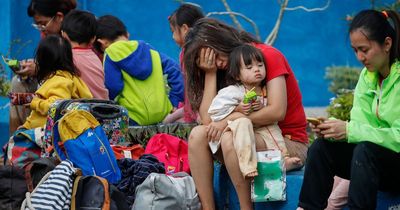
[197,47,217,72]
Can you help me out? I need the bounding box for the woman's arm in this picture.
[199,72,217,125]
[248,76,287,126]
[197,48,218,125]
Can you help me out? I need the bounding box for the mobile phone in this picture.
[306,117,322,126]
[2,55,21,73]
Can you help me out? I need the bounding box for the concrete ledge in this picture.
[213,162,400,210]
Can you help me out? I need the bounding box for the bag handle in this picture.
[90,104,122,119]
[53,99,117,122]
[20,171,52,210]
[73,99,116,105]
[171,172,189,178]
[24,162,35,192]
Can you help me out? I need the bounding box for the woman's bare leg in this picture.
[220,131,253,210]
[188,125,215,210]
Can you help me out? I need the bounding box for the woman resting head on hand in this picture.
[183,18,308,210]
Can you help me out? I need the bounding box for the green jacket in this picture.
[347,61,400,152]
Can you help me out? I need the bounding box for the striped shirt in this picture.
[27,160,76,210]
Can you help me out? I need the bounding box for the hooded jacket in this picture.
[103,40,184,125]
[347,61,400,152]
[23,70,93,129]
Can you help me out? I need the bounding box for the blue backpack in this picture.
[53,110,121,184]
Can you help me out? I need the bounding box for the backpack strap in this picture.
[20,171,52,210]
[98,176,111,209]
[24,162,35,192]
[70,176,82,210]
[52,122,67,160]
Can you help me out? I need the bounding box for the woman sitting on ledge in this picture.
[298,9,400,210]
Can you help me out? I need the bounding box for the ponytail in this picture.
[350,9,400,64]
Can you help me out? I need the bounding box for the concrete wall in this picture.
[2,0,387,106]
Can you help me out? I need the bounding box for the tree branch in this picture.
[285,0,330,12]
[220,0,243,31]
[207,11,261,40]
[265,0,289,45]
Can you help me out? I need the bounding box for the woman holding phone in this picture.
[298,9,400,210]
[9,0,76,134]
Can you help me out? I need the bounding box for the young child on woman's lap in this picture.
[208,44,302,176]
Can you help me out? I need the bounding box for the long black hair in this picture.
[350,9,400,65]
[183,18,259,111]
[35,35,77,83]
[168,3,204,29]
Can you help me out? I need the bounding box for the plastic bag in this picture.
[251,150,286,202]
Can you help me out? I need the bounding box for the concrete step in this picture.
[213,162,400,210]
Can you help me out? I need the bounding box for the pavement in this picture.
[304,106,328,118]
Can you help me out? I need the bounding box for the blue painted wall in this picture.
[2,0,388,107]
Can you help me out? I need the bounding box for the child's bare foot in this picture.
[245,171,258,179]
[284,157,303,171]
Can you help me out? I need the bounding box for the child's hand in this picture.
[163,107,184,123]
[206,121,227,141]
[251,99,263,111]
[197,47,217,73]
[235,101,252,115]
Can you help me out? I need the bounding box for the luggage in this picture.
[144,133,190,174]
[132,172,201,210]
[5,128,42,168]
[25,157,59,192]
[53,110,121,184]
[21,160,76,210]
[0,165,28,210]
[71,176,129,210]
[111,144,144,160]
[44,99,129,156]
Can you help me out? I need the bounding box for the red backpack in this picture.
[144,133,190,174]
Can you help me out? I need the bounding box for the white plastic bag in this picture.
[251,150,286,202]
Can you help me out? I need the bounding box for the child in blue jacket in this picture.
[95,15,184,126]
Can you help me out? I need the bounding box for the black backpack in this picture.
[71,176,129,210]
[25,157,59,192]
[0,165,28,210]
